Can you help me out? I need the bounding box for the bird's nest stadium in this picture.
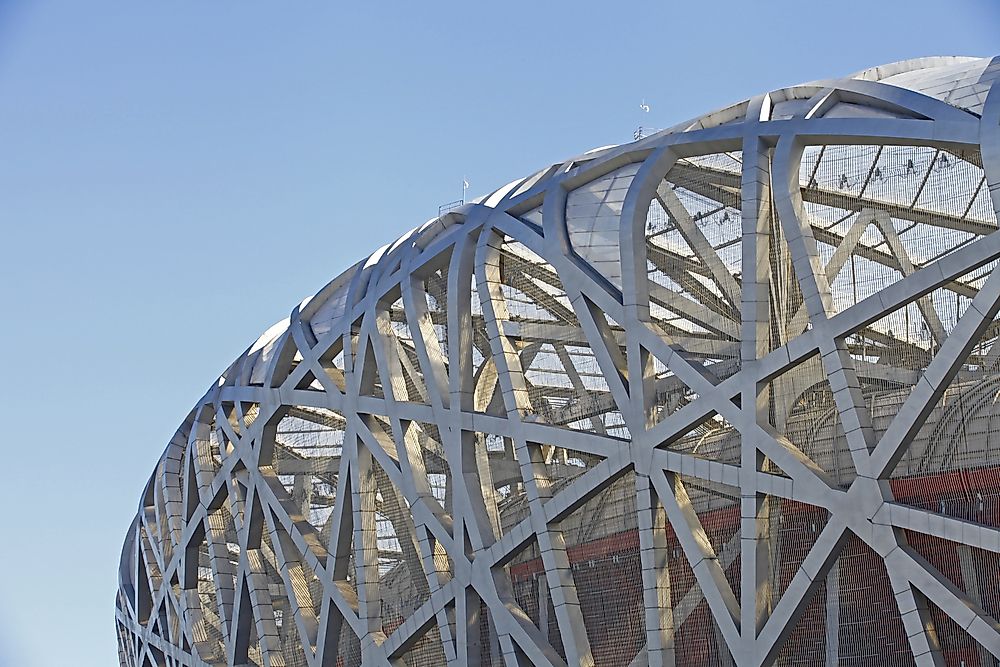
[117,56,1000,667]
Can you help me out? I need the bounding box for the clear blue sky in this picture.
[0,1,996,664]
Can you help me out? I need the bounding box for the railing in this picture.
[438,198,464,216]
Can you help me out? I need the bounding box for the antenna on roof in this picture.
[438,178,470,217]
[635,99,651,140]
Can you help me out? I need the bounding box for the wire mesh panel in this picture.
[835,539,915,666]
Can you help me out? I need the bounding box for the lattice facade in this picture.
[117,56,1000,667]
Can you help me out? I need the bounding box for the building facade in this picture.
[117,56,1000,667]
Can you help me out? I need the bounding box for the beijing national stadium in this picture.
[117,56,1000,667]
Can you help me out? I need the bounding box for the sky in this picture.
[0,1,997,665]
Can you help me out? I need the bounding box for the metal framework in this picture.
[118,56,1000,667]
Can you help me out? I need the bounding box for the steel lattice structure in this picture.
[118,56,1000,667]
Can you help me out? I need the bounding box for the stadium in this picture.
[117,55,1000,666]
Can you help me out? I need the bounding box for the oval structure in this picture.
[118,56,1000,667]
